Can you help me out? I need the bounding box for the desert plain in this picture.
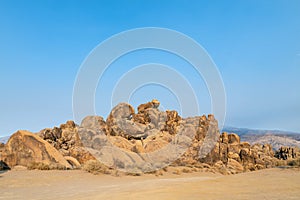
[1,167,299,200]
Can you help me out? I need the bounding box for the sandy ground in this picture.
[0,168,300,200]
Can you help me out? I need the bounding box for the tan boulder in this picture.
[39,120,95,164]
[240,142,251,149]
[64,156,81,168]
[228,133,240,144]
[108,136,134,151]
[144,135,170,152]
[228,152,240,161]
[221,132,229,143]
[131,140,144,153]
[227,158,244,173]
[137,99,160,113]
[2,130,71,169]
[228,144,240,154]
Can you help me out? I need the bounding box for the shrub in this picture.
[287,159,300,167]
[27,162,50,170]
[27,162,67,170]
[173,168,182,175]
[125,171,142,176]
[275,159,287,167]
[182,167,192,173]
[83,160,110,175]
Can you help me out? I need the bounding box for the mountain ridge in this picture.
[222,126,300,150]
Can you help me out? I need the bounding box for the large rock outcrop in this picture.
[79,100,220,173]
[37,121,95,164]
[1,99,298,175]
[0,130,72,169]
[200,132,277,174]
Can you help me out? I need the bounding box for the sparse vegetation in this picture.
[287,158,300,167]
[162,167,168,172]
[173,168,182,175]
[125,171,142,176]
[27,162,66,170]
[29,162,51,170]
[275,159,287,167]
[82,160,110,175]
[182,167,192,173]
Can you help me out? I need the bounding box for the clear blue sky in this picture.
[0,0,300,136]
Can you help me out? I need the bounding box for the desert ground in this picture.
[0,168,299,200]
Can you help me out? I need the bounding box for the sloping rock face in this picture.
[37,121,95,164]
[0,130,71,169]
[172,115,220,166]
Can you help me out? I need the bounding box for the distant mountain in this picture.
[222,127,300,150]
[0,136,10,144]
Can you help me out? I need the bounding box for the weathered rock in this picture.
[38,121,95,164]
[2,99,297,175]
[106,103,149,139]
[1,130,72,169]
[108,136,134,151]
[0,142,4,153]
[200,132,281,173]
[221,132,229,144]
[275,146,299,160]
[64,156,81,168]
[137,99,160,113]
[175,115,220,166]
[108,103,135,119]
[227,158,244,174]
[228,133,240,144]
[162,110,181,135]
[81,116,108,133]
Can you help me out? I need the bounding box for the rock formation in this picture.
[37,120,95,164]
[200,132,277,174]
[275,146,299,160]
[0,100,299,175]
[0,130,72,169]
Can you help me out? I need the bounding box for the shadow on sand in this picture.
[0,160,11,177]
[0,169,9,178]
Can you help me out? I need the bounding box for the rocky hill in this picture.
[1,100,299,174]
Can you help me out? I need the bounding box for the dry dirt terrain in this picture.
[0,168,300,200]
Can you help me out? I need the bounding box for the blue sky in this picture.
[0,0,300,136]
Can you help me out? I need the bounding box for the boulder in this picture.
[137,99,160,113]
[221,132,229,143]
[228,133,240,144]
[1,130,72,169]
[227,158,244,173]
[199,130,280,174]
[38,121,95,164]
